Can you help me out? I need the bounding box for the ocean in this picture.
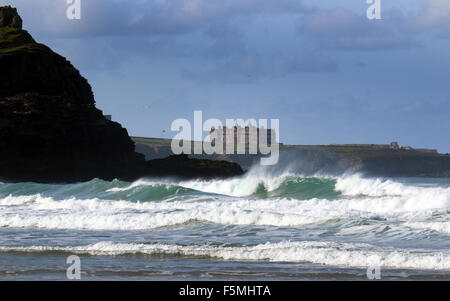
[0,167,449,280]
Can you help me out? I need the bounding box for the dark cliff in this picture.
[0,6,243,183]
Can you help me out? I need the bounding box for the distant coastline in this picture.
[132,137,450,178]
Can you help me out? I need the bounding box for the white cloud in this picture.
[411,0,450,36]
[298,8,415,51]
[1,0,306,37]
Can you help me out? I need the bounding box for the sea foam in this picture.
[0,191,448,232]
[0,241,448,270]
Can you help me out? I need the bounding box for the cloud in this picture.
[295,0,450,50]
[202,21,246,59]
[298,8,416,51]
[2,0,321,77]
[183,51,338,82]
[4,0,306,37]
[4,0,442,80]
[409,0,450,37]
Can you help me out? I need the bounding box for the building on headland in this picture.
[390,141,399,149]
[329,141,437,153]
[210,124,276,146]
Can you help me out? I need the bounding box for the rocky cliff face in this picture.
[0,6,243,183]
[0,6,22,29]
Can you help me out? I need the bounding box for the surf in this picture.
[0,240,448,271]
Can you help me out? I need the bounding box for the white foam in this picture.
[0,194,327,230]
[405,221,450,234]
[0,241,448,270]
[0,192,448,231]
[106,179,168,192]
[108,168,297,197]
[336,175,450,200]
[0,194,43,206]
[178,170,294,197]
[0,173,448,233]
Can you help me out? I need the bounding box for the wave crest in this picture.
[1,241,448,270]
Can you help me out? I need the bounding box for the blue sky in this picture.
[2,0,450,153]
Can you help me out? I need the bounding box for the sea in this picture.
[0,165,449,280]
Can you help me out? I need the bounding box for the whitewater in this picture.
[0,168,449,280]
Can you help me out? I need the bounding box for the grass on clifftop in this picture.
[0,26,23,41]
[0,26,48,55]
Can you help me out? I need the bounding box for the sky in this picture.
[2,0,450,153]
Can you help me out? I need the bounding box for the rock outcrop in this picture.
[0,6,22,29]
[0,7,243,183]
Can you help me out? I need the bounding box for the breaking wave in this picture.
[0,241,448,270]
[0,173,448,233]
[0,171,449,274]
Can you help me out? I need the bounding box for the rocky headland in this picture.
[133,137,450,178]
[0,6,243,183]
